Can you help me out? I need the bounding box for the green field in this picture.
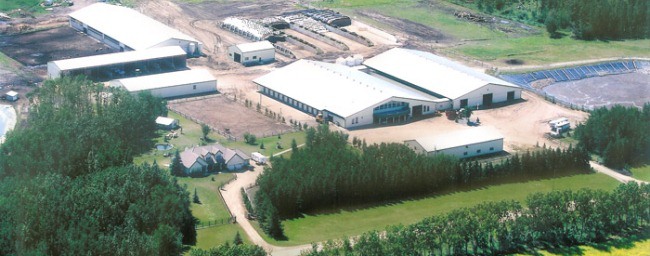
[0,0,40,12]
[258,173,620,246]
[177,175,251,251]
[631,165,650,182]
[318,0,650,66]
[528,230,650,256]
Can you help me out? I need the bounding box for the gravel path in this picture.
[590,161,648,185]
[219,146,311,256]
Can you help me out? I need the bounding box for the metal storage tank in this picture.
[353,54,364,65]
[345,56,355,66]
[188,43,196,56]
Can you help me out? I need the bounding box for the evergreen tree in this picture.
[233,231,243,245]
[193,188,201,204]
[170,150,185,177]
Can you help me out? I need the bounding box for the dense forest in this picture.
[254,125,591,238]
[575,104,650,169]
[302,182,650,255]
[0,76,196,255]
[447,0,650,40]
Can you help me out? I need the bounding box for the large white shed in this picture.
[228,41,275,66]
[404,127,504,159]
[69,3,202,56]
[364,48,522,109]
[110,69,217,98]
[254,59,450,129]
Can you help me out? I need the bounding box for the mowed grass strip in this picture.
[261,173,620,246]
[631,165,650,182]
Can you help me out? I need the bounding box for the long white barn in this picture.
[404,127,504,159]
[254,59,450,128]
[69,3,202,56]
[364,48,521,109]
[110,69,216,98]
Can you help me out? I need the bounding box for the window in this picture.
[245,57,249,61]
[490,147,494,151]
[463,152,468,156]
[476,149,481,153]
[253,56,257,59]
[193,85,196,90]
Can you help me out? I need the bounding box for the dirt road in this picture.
[590,161,648,185]
[219,146,311,256]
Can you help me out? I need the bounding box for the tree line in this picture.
[0,76,196,255]
[447,0,650,40]
[302,182,650,255]
[574,104,650,169]
[254,125,591,239]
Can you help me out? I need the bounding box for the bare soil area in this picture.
[348,91,588,154]
[0,26,115,66]
[168,95,293,140]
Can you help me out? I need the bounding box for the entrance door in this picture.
[233,53,241,62]
[507,91,515,101]
[412,105,423,117]
[483,93,493,106]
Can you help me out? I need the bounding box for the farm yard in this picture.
[0,0,648,255]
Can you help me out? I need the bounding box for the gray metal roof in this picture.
[233,41,274,53]
[364,48,519,99]
[51,46,186,71]
[69,3,200,50]
[253,59,446,118]
[406,126,503,152]
[113,69,215,92]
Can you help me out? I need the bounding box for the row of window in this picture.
[462,147,495,156]
[351,117,360,124]
[262,87,318,115]
[374,101,407,111]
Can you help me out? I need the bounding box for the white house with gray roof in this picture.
[180,144,250,175]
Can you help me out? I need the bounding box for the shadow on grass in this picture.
[543,228,649,255]
[287,171,594,219]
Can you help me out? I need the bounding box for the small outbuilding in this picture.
[404,127,504,159]
[110,69,217,98]
[155,116,179,129]
[228,41,275,66]
[5,91,18,102]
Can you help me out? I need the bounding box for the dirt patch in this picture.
[348,91,588,154]
[355,10,447,43]
[0,26,115,66]
[168,95,293,140]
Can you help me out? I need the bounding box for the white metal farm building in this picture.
[254,59,449,128]
[364,48,521,109]
[228,41,275,66]
[110,69,216,98]
[404,127,504,159]
[69,3,202,56]
[47,46,187,80]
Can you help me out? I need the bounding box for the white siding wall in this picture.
[343,98,451,129]
[404,140,427,154]
[453,84,521,109]
[427,139,503,159]
[113,80,217,98]
[47,62,62,79]
[228,47,275,65]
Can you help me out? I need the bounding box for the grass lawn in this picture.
[527,230,650,256]
[0,0,40,12]
[260,173,620,246]
[319,1,650,66]
[177,174,251,251]
[631,165,650,182]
